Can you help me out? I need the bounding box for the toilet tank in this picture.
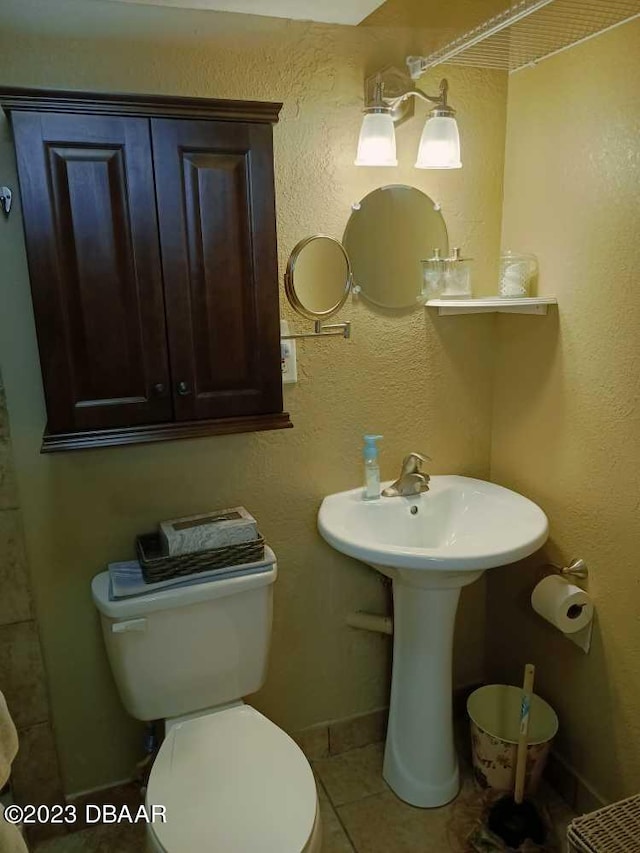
[91,554,277,721]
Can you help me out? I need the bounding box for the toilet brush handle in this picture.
[514,663,535,805]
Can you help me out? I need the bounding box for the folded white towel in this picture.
[0,691,28,853]
[0,690,18,789]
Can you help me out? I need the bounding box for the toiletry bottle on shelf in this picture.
[420,248,445,302]
[363,435,383,501]
[441,247,472,298]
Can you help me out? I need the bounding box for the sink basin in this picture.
[318,475,548,808]
[318,475,548,583]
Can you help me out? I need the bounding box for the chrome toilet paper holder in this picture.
[539,558,592,653]
[553,558,588,581]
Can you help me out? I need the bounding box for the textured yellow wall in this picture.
[0,0,507,793]
[488,19,640,803]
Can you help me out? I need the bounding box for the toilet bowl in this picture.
[145,705,321,853]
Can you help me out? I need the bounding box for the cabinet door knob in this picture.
[153,383,165,396]
[177,381,191,396]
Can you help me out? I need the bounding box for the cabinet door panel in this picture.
[12,112,172,432]
[151,118,283,421]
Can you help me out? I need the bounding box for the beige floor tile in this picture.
[33,822,145,853]
[321,740,574,853]
[337,789,459,853]
[313,742,388,807]
[318,782,355,853]
[338,777,571,853]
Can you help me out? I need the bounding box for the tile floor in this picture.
[313,742,574,852]
[33,741,575,853]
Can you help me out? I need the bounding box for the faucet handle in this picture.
[401,452,431,475]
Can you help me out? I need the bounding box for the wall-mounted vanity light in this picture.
[355,68,462,170]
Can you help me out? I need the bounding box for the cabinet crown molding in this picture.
[0,86,283,124]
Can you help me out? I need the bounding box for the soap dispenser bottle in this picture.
[363,435,383,501]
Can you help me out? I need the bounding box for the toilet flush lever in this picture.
[112,618,147,634]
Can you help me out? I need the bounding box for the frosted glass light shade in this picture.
[354,112,398,167]
[415,115,462,170]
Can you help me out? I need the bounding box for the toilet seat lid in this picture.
[147,705,317,853]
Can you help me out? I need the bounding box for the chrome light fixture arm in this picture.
[384,79,455,119]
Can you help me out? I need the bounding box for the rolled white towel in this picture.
[0,691,27,852]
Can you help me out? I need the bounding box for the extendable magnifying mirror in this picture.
[282,235,352,340]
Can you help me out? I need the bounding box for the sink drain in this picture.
[410,506,419,515]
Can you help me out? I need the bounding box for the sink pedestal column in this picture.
[382,569,481,808]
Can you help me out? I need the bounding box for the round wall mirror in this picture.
[284,235,352,320]
[343,185,448,309]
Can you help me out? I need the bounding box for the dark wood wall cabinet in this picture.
[1,88,292,452]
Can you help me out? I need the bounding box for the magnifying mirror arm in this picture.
[281,320,351,341]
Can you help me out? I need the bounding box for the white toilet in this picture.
[91,549,321,853]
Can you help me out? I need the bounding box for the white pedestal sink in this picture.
[318,475,548,808]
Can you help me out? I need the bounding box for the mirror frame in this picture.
[284,235,353,321]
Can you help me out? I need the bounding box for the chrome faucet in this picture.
[382,453,431,498]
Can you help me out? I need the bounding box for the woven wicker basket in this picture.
[137,531,265,583]
[567,794,640,852]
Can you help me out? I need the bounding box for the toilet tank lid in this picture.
[92,547,277,619]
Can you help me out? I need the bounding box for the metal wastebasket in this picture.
[467,684,559,795]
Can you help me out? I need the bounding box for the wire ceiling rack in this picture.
[407,0,640,77]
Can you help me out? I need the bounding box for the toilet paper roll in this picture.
[531,574,594,634]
